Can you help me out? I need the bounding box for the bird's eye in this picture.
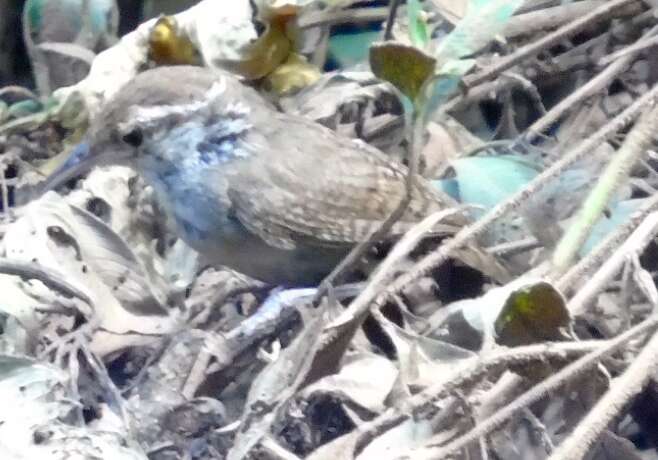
[122,128,143,147]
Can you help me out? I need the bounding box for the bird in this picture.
[43,66,466,286]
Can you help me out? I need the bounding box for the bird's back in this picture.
[226,110,463,250]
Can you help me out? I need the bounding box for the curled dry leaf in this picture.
[217,6,296,80]
[3,191,176,355]
[264,52,322,95]
[66,204,167,316]
[147,15,201,66]
[54,0,259,116]
[357,418,435,460]
[1,355,144,458]
[300,352,398,414]
[375,315,474,390]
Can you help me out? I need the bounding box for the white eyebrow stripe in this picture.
[206,79,227,100]
[125,78,230,129]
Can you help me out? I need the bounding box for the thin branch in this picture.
[504,1,607,38]
[552,103,658,277]
[0,258,92,305]
[327,206,466,314]
[259,437,303,460]
[446,7,655,117]
[598,29,658,66]
[463,0,640,89]
[557,193,658,294]
[567,211,658,316]
[524,51,636,143]
[486,237,540,256]
[338,81,658,327]
[182,284,362,397]
[549,328,658,460]
[0,86,39,101]
[401,314,658,459]
[298,7,388,29]
[353,339,615,454]
[383,0,403,41]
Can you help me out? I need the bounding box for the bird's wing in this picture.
[226,114,464,250]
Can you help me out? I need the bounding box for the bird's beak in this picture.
[41,141,98,192]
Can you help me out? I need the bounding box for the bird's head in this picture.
[42,66,260,191]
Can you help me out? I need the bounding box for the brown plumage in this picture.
[45,66,467,285]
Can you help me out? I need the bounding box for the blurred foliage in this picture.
[0,0,200,87]
[369,0,525,119]
[328,30,380,69]
[407,0,429,47]
[24,0,118,46]
[435,154,541,215]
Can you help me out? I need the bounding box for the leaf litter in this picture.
[2,0,658,459]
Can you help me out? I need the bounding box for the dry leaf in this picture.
[264,52,321,95]
[148,15,201,66]
[219,9,295,80]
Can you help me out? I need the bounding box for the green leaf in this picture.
[369,41,436,103]
[495,281,570,347]
[420,0,525,115]
[265,53,322,95]
[329,30,380,68]
[407,0,429,47]
[436,0,525,63]
[423,59,476,114]
[7,100,43,119]
[434,154,540,213]
[435,57,476,79]
[25,0,44,31]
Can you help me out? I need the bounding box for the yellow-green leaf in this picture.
[369,41,436,102]
[436,0,525,63]
[264,53,321,95]
[148,16,201,66]
[495,281,570,347]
